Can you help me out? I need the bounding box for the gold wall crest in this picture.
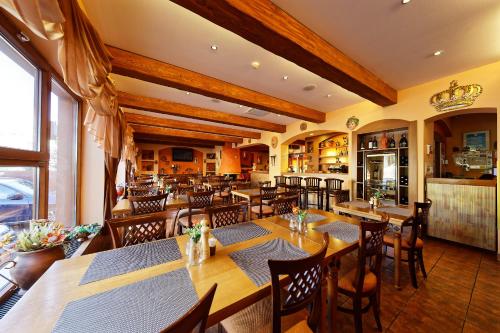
[430,80,482,112]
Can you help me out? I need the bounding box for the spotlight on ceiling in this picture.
[282,75,288,80]
[433,50,444,56]
[210,44,218,51]
[401,0,411,4]
[251,61,261,69]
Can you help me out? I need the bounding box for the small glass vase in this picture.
[297,216,307,235]
[289,218,297,231]
[187,239,201,266]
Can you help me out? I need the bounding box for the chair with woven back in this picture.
[176,190,214,235]
[383,199,432,288]
[337,216,389,333]
[161,284,217,333]
[274,175,287,190]
[128,193,168,215]
[132,178,154,186]
[208,203,243,228]
[324,178,350,212]
[273,195,299,215]
[251,186,278,219]
[213,178,232,205]
[258,180,272,187]
[177,185,195,196]
[222,233,329,333]
[107,211,172,248]
[128,185,159,197]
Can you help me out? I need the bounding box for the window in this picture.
[49,80,78,226]
[0,34,39,151]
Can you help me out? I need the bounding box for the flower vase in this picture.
[297,216,306,235]
[289,218,297,231]
[187,239,201,266]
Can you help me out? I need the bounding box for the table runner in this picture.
[211,222,271,246]
[313,221,360,243]
[280,213,326,224]
[343,201,370,209]
[229,238,308,286]
[376,206,412,217]
[80,238,181,285]
[54,268,198,333]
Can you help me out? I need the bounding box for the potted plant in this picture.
[186,224,202,266]
[66,223,101,242]
[1,221,66,291]
[370,189,385,208]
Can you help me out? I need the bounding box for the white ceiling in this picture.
[273,0,500,90]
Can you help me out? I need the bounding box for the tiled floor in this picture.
[335,238,500,333]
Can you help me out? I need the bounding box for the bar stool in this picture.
[324,178,349,211]
[286,176,304,207]
[274,175,287,190]
[304,177,323,210]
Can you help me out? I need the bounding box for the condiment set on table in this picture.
[186,217,216,266]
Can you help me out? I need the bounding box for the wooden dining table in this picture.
[1,209,359,333]
[231,187,288,220]
[111,195,189,218]
[332,200,413,289]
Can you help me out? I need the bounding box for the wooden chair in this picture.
[274,175,287,189]
[383,199,432,288]
[273,195,299,215]
[303,177,322,210]
[178,185,195,196]
[221,233,329,333]
[284,184,302,208]
[176,190,214,235]
[258,180,272,187]
[213,179,232,205]
[161,284,217,333]
[129,193,168,215]
[324,178,349,212]
[131,179,154,187]
[208,203,243,228]
[129,185,159,196]
[338,217,389,333]
[107,211,172,248]
[251,186,277,219]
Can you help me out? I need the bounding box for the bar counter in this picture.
[426,178,497,251]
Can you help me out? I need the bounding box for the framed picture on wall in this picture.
[206,153,216,159]
[463,131,489,150]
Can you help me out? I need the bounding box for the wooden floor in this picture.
[336,238,500,333]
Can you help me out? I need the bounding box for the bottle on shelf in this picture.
[389,135,396,148]
[372,136,378,149]
[367,137,373,149]
[399,133,408,148]
[360,138,365,150]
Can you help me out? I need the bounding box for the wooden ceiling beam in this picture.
[170,0,397,107]
[134,136,218,148]
[118,91,286,133]
[125,112,261,139]
[132,124,243,143]
[134,133,224,147]
[109,46,325,123]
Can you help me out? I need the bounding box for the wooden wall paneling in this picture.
[427,181,496,250]
[131,124,243,143]
[170,0,397,107]
[119,92,286,133]
[109,48,325,123]
[125,112,261,139]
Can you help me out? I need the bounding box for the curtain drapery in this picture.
[0,0,64,40]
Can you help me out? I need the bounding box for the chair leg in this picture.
[353,298,363,333]
[408,250,418,288]
[370,294,382,331]
[417,249,427,279]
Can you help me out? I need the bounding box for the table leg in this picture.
[394,232,402,289]
[327,259,340,333]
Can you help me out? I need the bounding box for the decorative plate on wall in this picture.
[300,122,308,131]
[271,136,278,149]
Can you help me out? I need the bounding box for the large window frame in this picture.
[0,13,83,298]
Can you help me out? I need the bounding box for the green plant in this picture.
[16,224,66,252]
[186,223,202,243]
[66,223,101,240]
[292,206,308,221]
[371,188,385,199]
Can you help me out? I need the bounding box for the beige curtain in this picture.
[0,0,64,40]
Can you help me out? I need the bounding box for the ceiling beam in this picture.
[134,136,218,148]
[109,46,325,123]
[132,124,243,143]
[118,91,286,133]
[170,0,397,107]
[125,112,261,139]
[134,133,224,147]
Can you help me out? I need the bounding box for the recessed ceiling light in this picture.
[186,92,190,95]
[239,105,243,108]
[277,114,281,117]
[433,50,444,56]
[310,133,314,136]
[326,94,332,98]
[401,0,411,4]
[282,75,288,80]
[251,61,261,69]
[210,44,218,51]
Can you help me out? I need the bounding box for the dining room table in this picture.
[1,209,361,333]
[332,199,413,289]
[111,195,189,218]
[231,187,288,220]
